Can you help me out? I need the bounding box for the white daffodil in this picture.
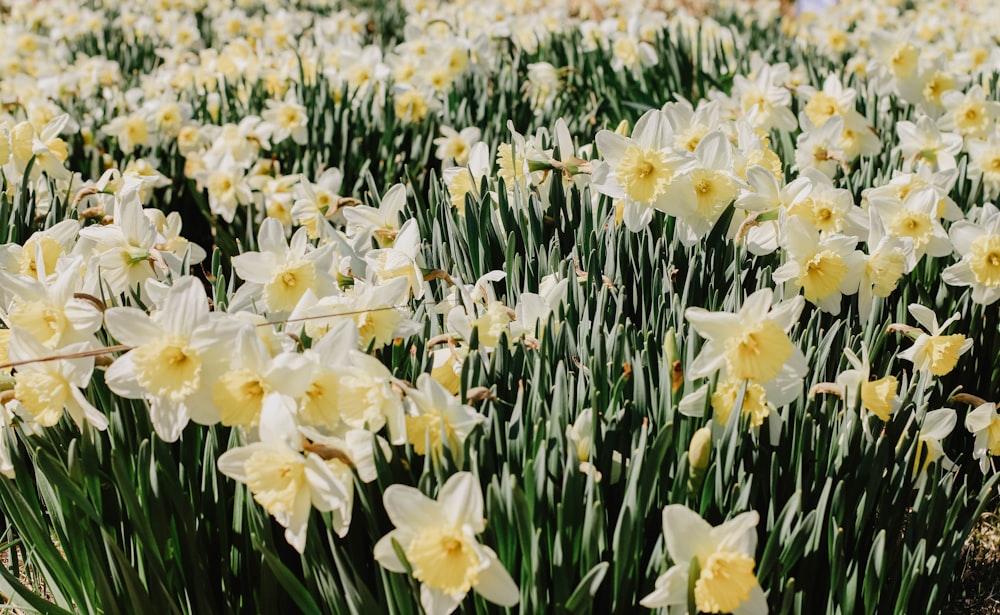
[591,109,695,231]
[798,73,857,128]
[0,255,103,350]
[966,132,1000,199]
[869,186,953,263]
[364,218,426,299]
[443,142,492,215]
[640,505,766,615]
[434,126,482,168]
[295,320,406,443]
[942,202,1000,305]
[217,393,354,552]
[784,169,868,240]
[896,303,972,378]
[342,183,408,248]
[7,327,107,431]
[937,85,1000,139]
[260,91,309,145]
[404,374,485,464]
[674,130,745,246]
[373,472,519,615]
[794,113,847,178]
[836,347,899,422]
[895,116,962,172]
[858,209,913,322]
[291,167,346,239]
[685,287,807,407]
[78,192,166,297]
[733,62,797,132]
[210,325,311,430]
[734,166,811,256]
[103,277,234,441]
[230,218,337,316]
[965,402,1000,474]
[0,219,80,282]
[773,215,865,314]
[913,408,956,483]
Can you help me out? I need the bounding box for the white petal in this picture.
[678,385,709,418]
[639,565,688,608]
[473,548,520,607]
[383,484,444,531]
[103,353,146,399]
[733,583,768,615]
[283,487,313,553]
[965,404,996,433]
[217,445,259,483]
[662,504,713,563]
[149,398,190,442]
[684,308,740,342]
[439,472,485,532]
[373,531,409,573]
[922,408,957,440]
[711,510,760,555]
[420,585,463,615]
[70,387,108,431]
[159,277,208,336]
[907,304,938,332]
[305,453,351,514]
[103,308,161,347]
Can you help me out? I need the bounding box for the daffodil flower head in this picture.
[772,215,864,315]
[640,504,766,614]
[685,288,807,406]
[104,276,235,441]
[7,328,107,431]
[896,304,972,377]
[965,402,1000,474]
[404,374,485,464]
[837,347,899,422]
[591,109,696,231]
[217,393,357,552]
[942,203,1000,305]
[373,472,519,615]
[912,408,957,483]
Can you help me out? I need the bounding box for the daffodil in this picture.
[836,347,899,421]
[965,402,1000,474]
[673,130,745,246]
[967,133,1000,199]
[896,303,972,377]
[217,393,356,552]
[772,216,864,315]
[230,218,337,316]
[858,210,913,321]
[0,255,103,350]
[404,374,485,464]
[591,109,695,231]
[433,126,481,168]
[7,327,107,431]
[895,116,962,172]
[640,504,766,615]
[912,408,956,483]
[373,472,519,615]
[104,277,234,441]
[868,185,957,266]
[942,202,1000,305]
[685,287,807,407]
[210,325,310,430]
[78,192,166,297]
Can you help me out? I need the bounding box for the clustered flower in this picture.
[2,0,999,611]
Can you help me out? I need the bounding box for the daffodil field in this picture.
[3,0,1000,613]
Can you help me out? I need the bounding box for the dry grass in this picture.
[944,512,1000,614]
